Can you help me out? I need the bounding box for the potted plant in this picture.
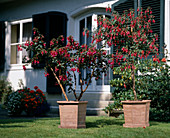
[22,29,109,128]
[93,7,160,127]
[102,101,123,117]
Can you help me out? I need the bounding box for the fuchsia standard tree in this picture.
[93,7,160,101]
[22,6,160,102]
[22,28,109,101]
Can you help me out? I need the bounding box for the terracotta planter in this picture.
[121,100,151,128]
[57,101,88,129]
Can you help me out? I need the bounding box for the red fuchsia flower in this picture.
[141,50,144,55]
[17,45,22,51]
[41,51,44,56]
[30,90,34,93]
[62,75,67,82]
[36,89,43,93]
[44,72,49,77]
[25,104,28,108]
[70,68,76,72]
[124,83,126,89]
[59,75,62,80]
[30,41,34,46]
[148,19,151,23]
[83,31,85,36]
[55,67,59,72]
[102,51,107,55]
[122,47,128,53]
[34,86,38,89]
[106,7,111,12]
[153,58,160,63]
[61,36,64,42]
[30,98,35,101]
[86,30,89,38]
[33,31,36,35]
[25,41,29,46]
[50,40,54,46]
[23,65,26,71]
[43,43,46,47]
[161,58,166,62]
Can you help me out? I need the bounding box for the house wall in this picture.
[0,0,169,115]
[0,0,117,115]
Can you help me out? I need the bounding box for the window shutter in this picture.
[113,0,134,14]
[0,21,5,71]
[112,0,135,57]
[33,12,67,94]
[32,13,47,68]
[141,0,164,58]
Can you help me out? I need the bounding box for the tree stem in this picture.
[73,71,78,100]
[77,68,95,101]
[49,66,68,101]
[132,65,137,101]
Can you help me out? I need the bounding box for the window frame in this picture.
[7,18,33,70]
[75,12,111,93]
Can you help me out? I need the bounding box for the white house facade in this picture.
[0,0,169,115]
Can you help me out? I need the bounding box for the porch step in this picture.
[45,92,112,116]
[47,99,110,116]
[67,92,112,101]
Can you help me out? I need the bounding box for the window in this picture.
[10,19,32,64]
[79,16,92,85]
[78,14,111,90]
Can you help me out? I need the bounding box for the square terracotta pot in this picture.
[57,101,88,129]
[121,100,151,128]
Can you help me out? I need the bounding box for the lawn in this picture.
[0,116,170,138]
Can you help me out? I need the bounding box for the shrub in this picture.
[0,76,12,104]
[109,56,170,121]
[103,101,123,116]
[6,91,23,116]
[137,58,170,121]
[6,86,50,116]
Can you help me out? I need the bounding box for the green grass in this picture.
[0,116,170,138]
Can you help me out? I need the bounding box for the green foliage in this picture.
[6,91,23,116]
[110,56,170,121]
[0,76,12,103]
[137,59,170,121]
[6,86,50,116]
[103,101,123,114]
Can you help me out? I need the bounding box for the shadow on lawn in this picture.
[149,121,161,126]
[0,125,27,128]
[0,117,60,125]
[86,118,124,128]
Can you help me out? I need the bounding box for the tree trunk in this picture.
[132,67,137,101]
[49,66,68,101]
